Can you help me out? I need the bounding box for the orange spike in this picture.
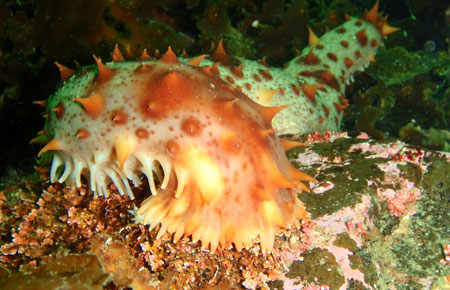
[33,100,47,107]
[77,128,90,139]
[209,63,220,76]
[260,129,276,137]
[334,102,346,114]
[139,49,152,61]
[381,23,400,37]
[307,26,320,46]
[258,89,279,105]
[272,168,296,189]
[367,55,376,63]
[301,84,323,104]
[74,92,106,117]
[305,48,319,65]
[259,56,268,67]
[289,165,317,182]
[257,105,289,123]
[38,139,62,157]
[52,103,65,119]
[181,49,188,58]
[93,56,115,84]
[112,44,125,62]
[54,62,75,81]
[280,138,304,151]
[344,13,351,21]
[30,134,49,144]
[364,0,379,22]
[115,136,136,169]
[213,40,228,62]
[43,114,49,119]
[160,46,179,63]
[293,181,310,193]
[188,55,206,67]
[230,64,243,78]
[37,129,46,136]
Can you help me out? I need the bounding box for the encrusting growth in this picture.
[35,1,397,253]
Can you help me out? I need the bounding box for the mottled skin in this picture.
[41,51,313,252]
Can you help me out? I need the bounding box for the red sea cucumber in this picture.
[37,47,315,253]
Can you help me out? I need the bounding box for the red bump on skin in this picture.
[291,84,300,96]
[221,135,242,154]
[320,71,340,90]
[355,50,362,59]
[340,41,349,48]
[371,39,380,47]
[301,84,322,104]
[356,20,363,26]
[305,48,320,65]
[93,56,115,84]
[135,128,149,139]
[253,74,261,82]
[322,105,330,117]
[111,110,128,125]
[181,117,202,136]
[344,57,356,68]
[316,44,324,49]
[300,71,314,77]
[337,27,346,33]
[52,103,65,119]
[136,64,154,74]
[356,29,368,46]
[245,83,251,91]
[165,139,179,156]
[230,64,243,78]
[226,76,235,84]
[77,128,90,139]
[326,53,337,62]
[259,69,273,80]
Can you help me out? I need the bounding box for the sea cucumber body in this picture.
[43,56,311,252]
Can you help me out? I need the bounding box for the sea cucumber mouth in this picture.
[49,150,173,200]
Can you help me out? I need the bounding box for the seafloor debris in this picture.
[0,133,449,289]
